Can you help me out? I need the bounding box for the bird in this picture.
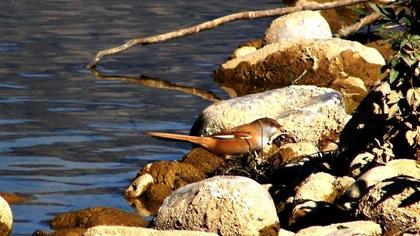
[146,117,284,158]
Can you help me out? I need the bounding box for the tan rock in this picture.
[356,176,420,232]
[84,226,217,236]
[295,172,337,202]
[295,221,382,236]
[50,207,147,230]
[154,176,279,235]
[214,38,385,112]
[264,11,332,44]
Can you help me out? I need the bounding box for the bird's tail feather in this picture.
[146,132,208,146]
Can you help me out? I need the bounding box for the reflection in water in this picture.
[90,68,222,102]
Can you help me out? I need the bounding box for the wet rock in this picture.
[295,220,382,236]
[181,147,225,176]
[154,176,279,235]
[0,196,13,236]
[355,176,420,232]
[341,159,420,202]
[32,228,86,236]
[214,38,385,112]
[84,226,217,236]
[278,142,319,163]
[193,86,348,153]
[141,161,206,190]
[264,11,331,44]
[126,161,206,199]
[125,173,154,198]
[50,207,147,230]
[0,192,29,205]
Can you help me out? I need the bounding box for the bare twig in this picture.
[87,0,369,68]
[335,12,383,38]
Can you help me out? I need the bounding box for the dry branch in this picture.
[87,0,369,68]
[336,12,382,38]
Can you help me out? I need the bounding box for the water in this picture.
[0,1,282,234]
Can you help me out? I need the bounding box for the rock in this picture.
[288,173,354,229]
[295,220,382,236]
[356,176,420,232]
[278,228,295,236]
[0,196,13,236]
[349,152,375,178]
[181,147,225,176]
[230,46,257,59]
[214,38,385,112]
[288,200,349,230]
[84,226,217,236]
[32,228,86,236]
[264,11,332,44]
[141,161,206,190]
[50,207,147,230]
[193,86,348,151]
[295,172,337,203]
[154,176,279,235]
[278,142,319,163]
[341,159,420,201]
[125,173,154,198]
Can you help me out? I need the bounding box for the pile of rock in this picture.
[27,8,418,236]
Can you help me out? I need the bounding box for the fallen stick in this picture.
[335,12,382,38]
[87,0,369,68]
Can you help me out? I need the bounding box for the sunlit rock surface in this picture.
[214,38,385,112]
[84,226,217,236]
[264,10,332,44]
[295,220,382,236]
[356,176,420,233]
[154,176,279,235]
[193,85,348,152]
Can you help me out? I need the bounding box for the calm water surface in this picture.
[0,1,281,234]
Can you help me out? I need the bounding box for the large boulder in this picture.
[264,10,332,44]
[214,38,385,112]
[154,176,279,235]
[192,85,348,152]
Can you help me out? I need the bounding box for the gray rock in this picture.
[295,220,382,236]
[356,176,420,233]
[154,176,279,236]
[0,196,12,236]
[84,226,217,236]
[195,85,348,149]
[264,11,332,45]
